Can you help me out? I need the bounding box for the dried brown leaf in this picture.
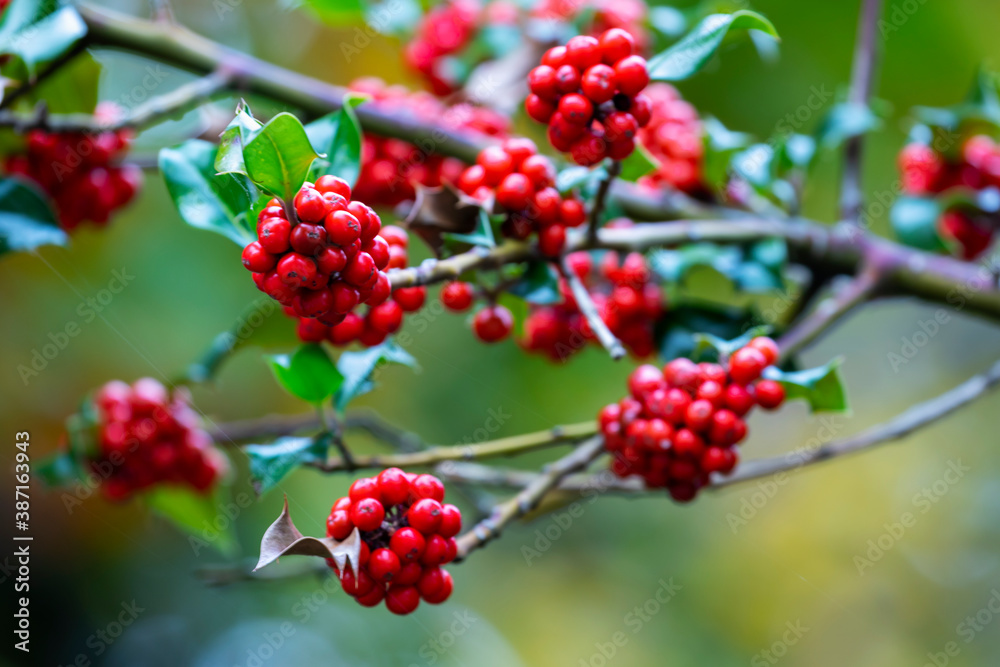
[253,495,361,577]
[405,184,487,255]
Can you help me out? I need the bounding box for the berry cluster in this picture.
[526,29,651,166]
[898,138,998,259]
[3,103,142,230]
[531,0,650,54]
[89,378,226,501]
[636,84,704,193]
[523,233,662,360]
[403,0,481,95]
[326,469,461,615]
[458,139,586,256]
[350,78,508,207]
[438,280,515,344]
[285,224,427,347]
[598,337,786,502]
[242,177,424,346]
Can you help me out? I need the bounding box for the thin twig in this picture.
[777,262,881,361]
[208,409,421,448]
[309,422,597,472]
[454,436,606,560]
[0,69,232,133]
[388,241,531,289]
[586,160,622,247]
[319,409,356,471]
[840,0,885,224]
[558,256,626,360]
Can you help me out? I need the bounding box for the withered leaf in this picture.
[405,184,488,256]
[254,495,361,577]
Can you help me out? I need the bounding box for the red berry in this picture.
[614,56,649,96]
[350,497,385,531]
[599,28,635,64]
[526,94,556,123]
[390,527,426,563]
[385,584,420,615]
[340,568,376,597]
[438,503,462,538]
[277,253,316,288]
[355,584,385,607]
[368,547,401,583]
[408,498,443,534]
[421,569,453,604]
[393,286,426,312]
[724,383,755,416]
[538,224,566,257]
[581,64,617,104]
[316,246,347,274]
[755,379,786,410]
[629,364,665,398]
[558,94,594,126]
[496,172,533,210]
[368,300,404,333]
[290,223,327,255]
[521,155,556,188]
[477,146,514,186]
[258,218,291,254]
[342,251,376,287]
[685,399,715,432]
[528,65,559,100]
[411,474,446,502]
[376,467,411,506]
[349,476,381,502]
[472,305,513,343]
[748,337,780,365]
[326,509,353,540]
[441,281,474,311]
[560,198,586,227]
[314,174,352,199]
[730,347,768,385]
[242,242,277,273]
[324,210,361,246]
[565,35,601,70]
[294,187,331,223]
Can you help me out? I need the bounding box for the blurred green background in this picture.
[4,0,1000,665]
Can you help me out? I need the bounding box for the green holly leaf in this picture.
[655,304,760,362]
[334,339,417,411]
[618,143,660,182]
[442,208,496,248]
[159,139,258,247]
[306,93,366,186]
[266,344,345,404]
[889,195,949,252]
[763,357,849,413]
[145,483,238,556]
[215,104,262,177]
[691,325,773,361]
[647,11,779,81]
[34,451,83,487]
[0,0,86,76]
[0,177,66,255]
[816,102,880,148]
[27,52,101,114]
[243,112,320,202]
[244,436,329,495]
[508,261,562,305]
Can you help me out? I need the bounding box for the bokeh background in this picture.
[4,0,1000,665]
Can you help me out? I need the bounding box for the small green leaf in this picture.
[618,143,660,182]
[648,243,742,284]
[34,451,82,487]
[508,261,562,305]
[244,436,328,494]
[306,94,366,186]
[816,102,880,148]
[215,104,262,176]
[647,11,779,81]
[0,177,66,254]
[28,52,100,114]
[691,325,773,361]
[266,344,345,404]
[335,340,417,411]
[442,208,496,248]
[763,358,848,413]
[890,196,948,251]
[243,112,320,201]
[655,304,760,362]
[159,140,258,247]
[145,484,238,556]
[0,0,86,76]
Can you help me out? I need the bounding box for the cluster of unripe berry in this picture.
[241,177,424,347]
[523,232,662,360]
[349,78,508,207]
[599,337,786,502]
[898,137,998,259]
[458,139,586,256]
[326,469,461,615]
[89,378,226,501]
[3,103,142,230]
[526,29,651,166]
[636,84,704,194]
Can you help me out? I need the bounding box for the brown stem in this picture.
[454,435,605,560]
[586,160,621,247]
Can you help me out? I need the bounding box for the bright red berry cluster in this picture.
[403,0,481,95]
[436,281,515,344]
[898,138,998,259]
[326,469,461,615]
[3,103,142,230]
[531,0,650,54]
[526,29,651,166]
[599,337,786,502]
[458,139,586,256]
[285,224,427,347]
[636,84,704,193]
[90,378,226,501]
[242,177,423,346]
[349,78,508,207]
[522,231,662,360]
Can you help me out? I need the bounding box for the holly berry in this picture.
[526,30,651,164]
[472,305,513,343]
[636,84,704,193]
[441,281,475,311]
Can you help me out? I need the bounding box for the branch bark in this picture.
[558,256,626,360]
